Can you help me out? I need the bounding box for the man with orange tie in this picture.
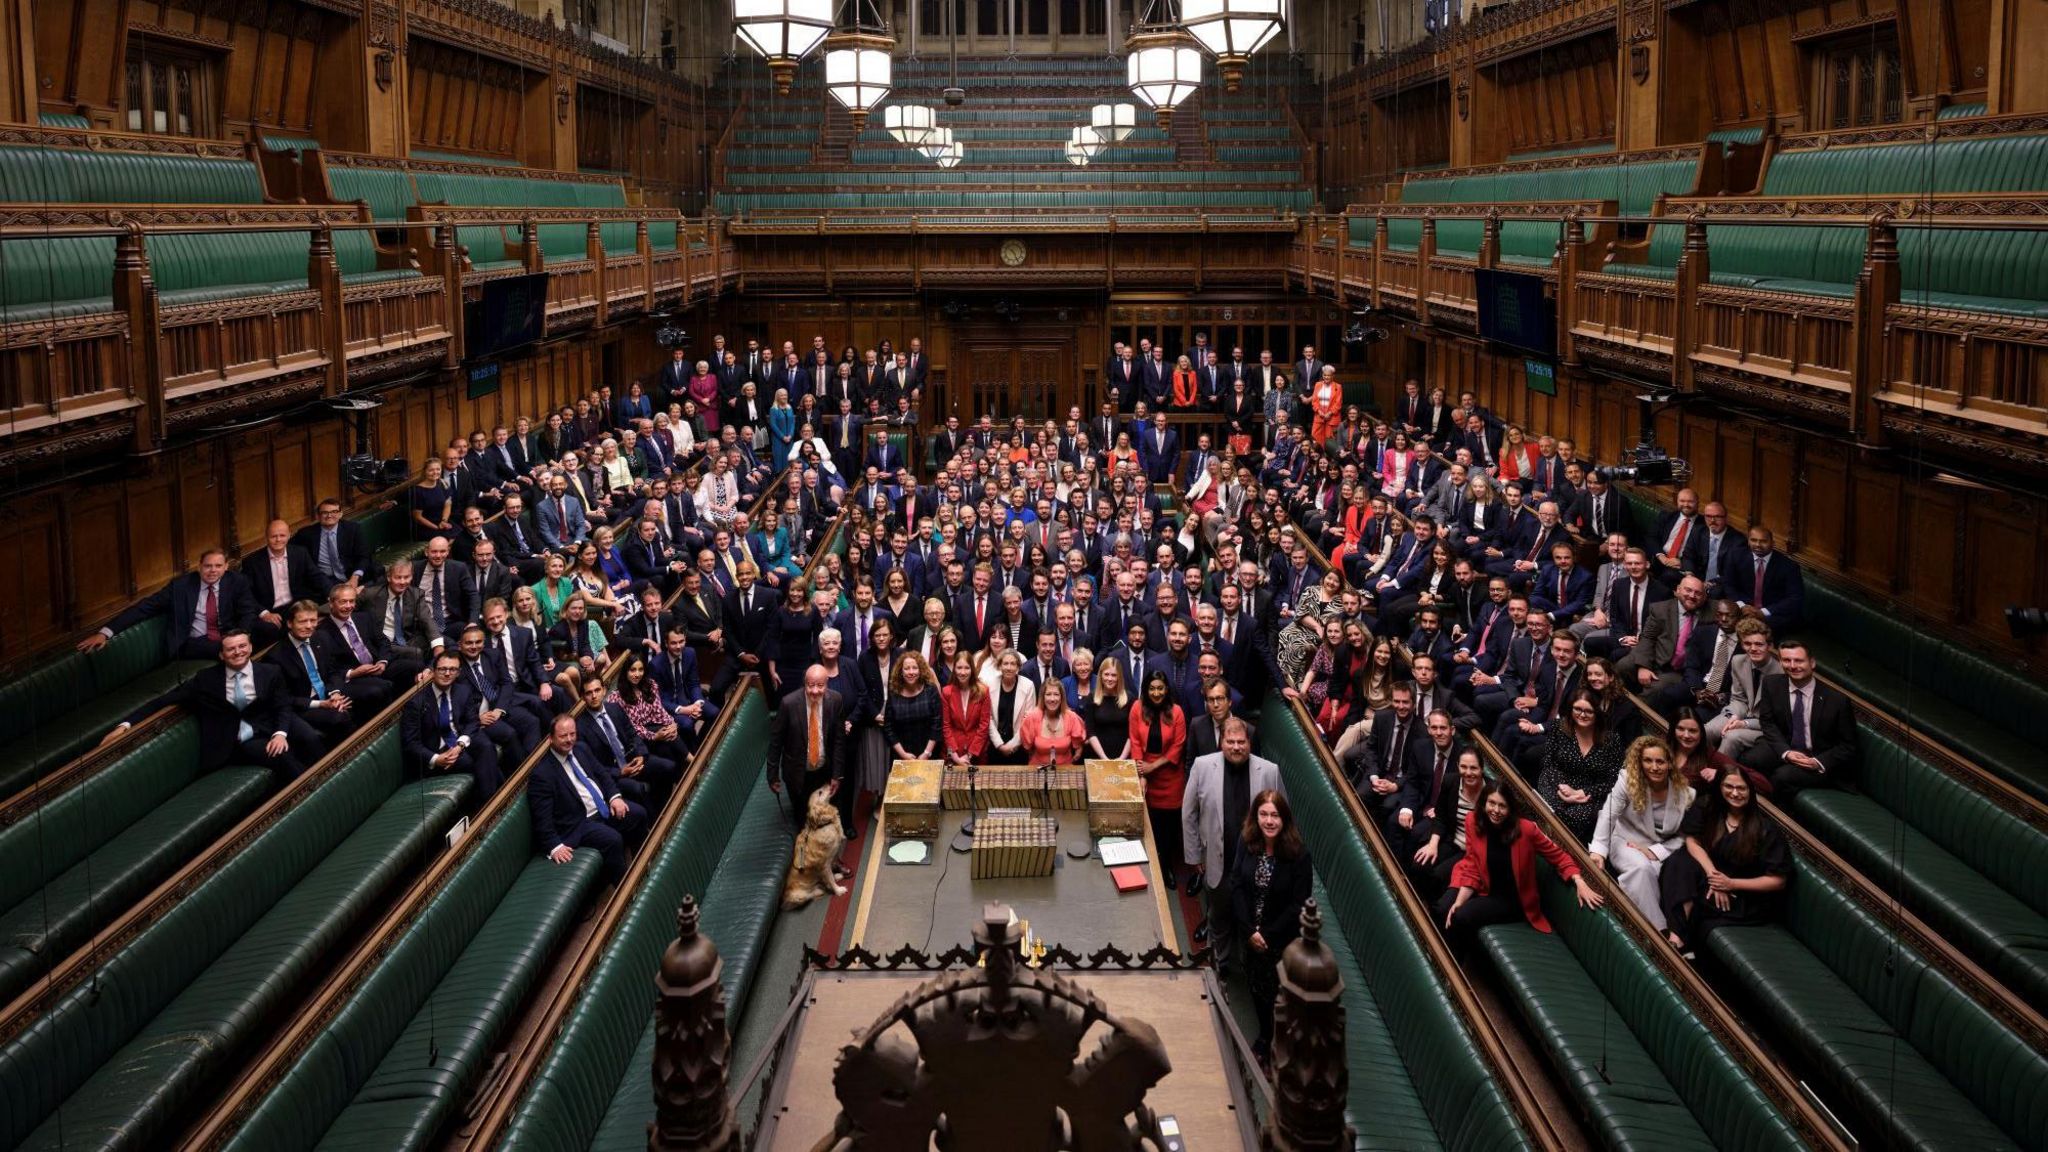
[766,665,849,832]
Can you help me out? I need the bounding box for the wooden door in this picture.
[953,332,1074,422]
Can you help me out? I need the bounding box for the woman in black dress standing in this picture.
[882,650,942,767]
[1232,789,1313,1065]
[764,578,821,704]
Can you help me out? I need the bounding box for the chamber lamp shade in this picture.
[1091,102,1137,142]
[1126,33,1202,128]
[1065,139,1091,165]
[1181,0,1283,91]
[884,104,936,148]
[935,140,964,168]
[1068,125,1104,158]
[734,0,834,93]
[823,33,893,131]
[918,125,956,160]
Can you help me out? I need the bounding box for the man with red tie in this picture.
[1650,488,1703,587]
[80,548,258,662]
[953,563,998,653]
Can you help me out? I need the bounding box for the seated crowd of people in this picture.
[69,326,1862,1015]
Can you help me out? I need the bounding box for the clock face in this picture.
[999,239,1027,266]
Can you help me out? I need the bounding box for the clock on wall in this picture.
[999,239,1028,267]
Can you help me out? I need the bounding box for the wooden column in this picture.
[1617,0,1662,150]
[311,224,347,396]
[648,895,739,1152]
[1851,217,1898,450]
[1672,215,1707,393]
[1260,899,1353,1152]
[0,0,36,126]
[1988,0,2048,113]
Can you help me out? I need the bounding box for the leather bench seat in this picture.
[1706,854,2048,1150]
[0,639,205,798]
[1258,693,1519,1148]
[0,765,270,1005]
[0,725,467,1150]
[1480,925,1715,1150]
[499,692,773,1148]
[585,776,795,1150]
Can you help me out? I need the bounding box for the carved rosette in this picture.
[649,895,738,1152]
[1262,901,1353,1152]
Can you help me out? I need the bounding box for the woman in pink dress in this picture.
[687,360,721,434]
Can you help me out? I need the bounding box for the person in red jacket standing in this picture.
[1437,781,1604,951]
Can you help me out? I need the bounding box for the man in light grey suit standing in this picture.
[1181,719,1283,973]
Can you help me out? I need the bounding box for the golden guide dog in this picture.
[782,785,848,909]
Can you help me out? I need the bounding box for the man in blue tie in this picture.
[530,713,645,882]
[400,650,504,798]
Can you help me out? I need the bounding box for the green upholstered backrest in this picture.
[498,684,771,1152]
[1783,854,2048,1146]
[145,229,313,295]
[1260,695,1533,1151]
[1852,732,2048,915]
[1763,135,2048,197]
[220,793,534,1152]
[1533,856,1807,1150]
[328,166,417,221]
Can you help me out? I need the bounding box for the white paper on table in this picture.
[1099,839,1149,867]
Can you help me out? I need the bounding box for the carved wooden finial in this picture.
[1261,899,1353,1152]
[649,895,738,1152]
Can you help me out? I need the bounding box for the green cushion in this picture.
[0,766,270,1006]
[0,635,202,799]
[1259,693,1523,1148]
[1481,924,1715,1151]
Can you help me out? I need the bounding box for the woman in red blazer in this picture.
[940,652,991,766]
[1437,781,1604,949]
[1128,669,1190,878]
[1494,424,1543,486]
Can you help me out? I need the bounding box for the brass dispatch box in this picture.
[1085,759,1145,838]
[883,759,943,839]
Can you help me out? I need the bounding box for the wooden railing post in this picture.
[1372,214,1388,311]
[112,224,162,452]
[588,220,607,327]
[1559,212,1585,369]
[1480,208,1500,268]
[521,219,542,274]
[438,224,464,370]
[311,223,347,396]
[1417,213,1436,327]
[638,218,654,311]
[1673,214,1708,392]
[1852,215,1899,450]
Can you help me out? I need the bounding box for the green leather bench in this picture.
[584,773,796,1150]
[221,795,600,1152]
[0,727,471,1151]
[1261,694,1532,1149]
[498,688,772,1150]
[1393,156,1702,263]
[0,716,270,1004]
[0,617,210,798]
[1478,874,1806,1150]
[1798,578,2048,800]
[1793,728,2048,1007]
[1707,855,2048,1150]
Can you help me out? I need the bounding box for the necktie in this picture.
[511,519,527,553]
[1222,617,1235,645]
[470,663,492,705]
[437,690,455,749]
[231,670,253,742]
[597,709,626,765]
[1630,584,1643,633]
[1668,516,1690,559]
[976,597,986,634]
[342,618,372,663]
[1434,749,1448,794]
[563,753,605,816]
[299,643,326,697]
[319,529,341,579]
[807,700,822,768]
[1673,613,1694,670]
[429,570,445,628]
[204,584,221,641]
[557,498,570,536]
[1558,573,1566,603]
[1790,686,1809,751]
[857,614,868,656]
[501,633,518,681]
[1753,557,1767,604]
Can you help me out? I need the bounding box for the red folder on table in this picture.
[1110,865,1149,892]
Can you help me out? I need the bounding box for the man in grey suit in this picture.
[355,559,443,664]
[1708,619,1782,759]
[1181,719,1283,971]
[1615,575,1707,713]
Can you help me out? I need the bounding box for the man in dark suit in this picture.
[81,548,258,662]
[952,565,1000,654]
[1648,488,1704,587]
[1734,526,1805,632]
[1186,678,1254,761]
[1684,502,1743,601]
[245,519,331,648]
[452,622,540,760]
[928,415,965,471]
[1293,345,1327,406]
[316,581,422,708]
[578,674,678,802]
[1461,413,1505,473]
[659,348,693,408]
[1565,470,1620,540]
[864,427,903,475]
[1353,683,1425,818]
[294,498,379,588]
[1391,709,1468,840]
[1615,575,1708,714]
[1136,411,1180,485]
[451,505,497,567]
[765,664,850,834]
[622,516,685,598]
[413,536,472,637]
[268,600,369,742]
[488,494,544,585]
[1739,641,1857,799]
[106,630,316,777]
[651,630,718,751]
[1491,630,1584,765]
[465,540,520,623]
[1393,378,1425,436]
[401,649,504,798]
[1527,542,1595,624]
[713,562,773,697]
[614,584,678,659]
[530,712,645,882]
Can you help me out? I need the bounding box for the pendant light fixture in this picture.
[918,125,956,161]
[884,104,936,148]
[1090,101,1138,143]
[1065,139,1092,166]
[935,140,964,168]
[1068,125,1105,159]
[733,0,834,95]
[1181,0,1284,92]
[1125,0,1202,130]
[822,0,894,132]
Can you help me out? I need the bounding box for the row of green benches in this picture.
[1598,132,2048,317]
[729,165,1303,184]
[0,718,473,1150]
[717,189,1314,212]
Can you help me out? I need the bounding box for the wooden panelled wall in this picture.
[1398,330,2048,670]
[1479,31,1616,159]
[407,39,534,160]
[35,0,345,140]
[0,333,635,669]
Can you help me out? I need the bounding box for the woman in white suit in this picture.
[1589,735,1694,929]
